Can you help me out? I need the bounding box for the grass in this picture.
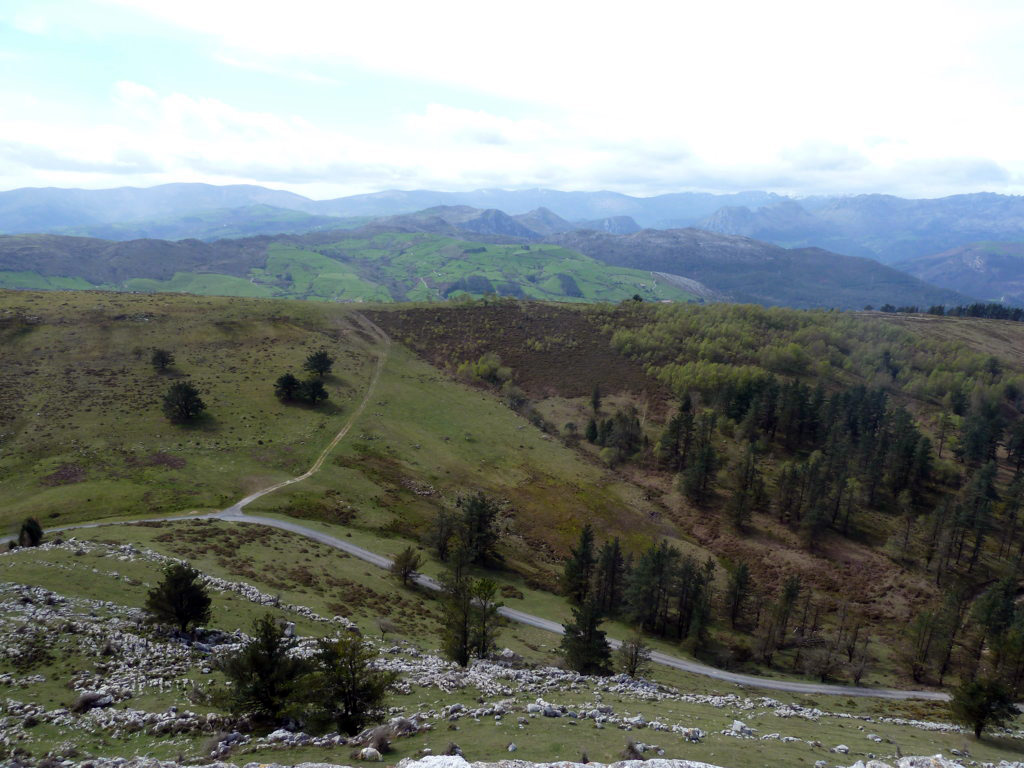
[245,340,679,574]
[123,272,277,298]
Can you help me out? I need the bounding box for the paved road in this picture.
[4,312,950,702]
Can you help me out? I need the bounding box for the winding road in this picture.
[11,313,949,703]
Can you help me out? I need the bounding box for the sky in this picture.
[2,0,1024,200]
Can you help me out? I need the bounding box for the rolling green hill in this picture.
[0,232,698,304]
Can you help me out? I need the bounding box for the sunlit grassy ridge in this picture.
[0,232,698,304]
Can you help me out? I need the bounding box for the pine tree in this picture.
[680,411,718,505]
[299,378,329,405]
[776,575,802,640]
[594,538,626,617]
[725,562,751,629]
[469,578,503,659]
[560,601,611,675]
[458,491,501,564]
[950,677,1020,739]
[220,613,312,723]
[17,517,43,547]
[274,372,301,402]
[438,562,502,667]
[306,634,397,734]
[303,348,335,377]
[145,562,212,633]
[390,546,423,586]
[727,445,764,531]
[151,348,174,372]
[561,524,596,605]
[438,562,474,667]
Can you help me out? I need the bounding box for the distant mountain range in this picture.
[5,184,1024,270]
[698,193,1024,263]
[0,201,972,310]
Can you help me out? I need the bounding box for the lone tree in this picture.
[162,381,206,422]
[151,348,175,372]
[390,546,423,586]
[303,349,335,378]
[560,601,612,675]
[950,677,1020,738]
[18,517,43,547]
[306,634,396,735]
[145,562,212,633]
[617,631,652,678]
[220,613,312,723]
[274,373,301,402]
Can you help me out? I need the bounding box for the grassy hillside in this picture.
[7,290,1024,700]
[0,291,675,563]
[0,291,380,525]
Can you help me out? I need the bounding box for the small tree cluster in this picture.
[219,614,394,733]
[430,491,502,566]
[438,556,503,667]
[585,405,648,466]
[275,373,329,405]
[456,352,511,385]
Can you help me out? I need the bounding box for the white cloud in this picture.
[6,0,1024,196]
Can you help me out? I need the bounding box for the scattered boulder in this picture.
[71,692,114,713]
[357,746,383,761]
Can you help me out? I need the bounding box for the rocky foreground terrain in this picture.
[10,752,1018,767]
[3,539,1023,768]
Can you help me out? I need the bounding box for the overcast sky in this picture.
[2,0,1024,199]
